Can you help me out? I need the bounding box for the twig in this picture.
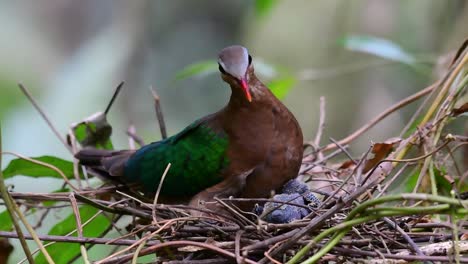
[313,96,326,149]
[0,125,35,263]
[383,217,425,257]
[0,231,161,246]
[263,241,284,264]
[96,219,184,263]
[69,193,90,264]
[299,146,348,175]
[76,193,152,219]
[10,189,55,263]
[329,137,355,164]
[420,51,467,125]
[318,145,373,210]
[295,194,468,264]
[399,82,438,138]
[374,163,410,199]
[322,83,437,151]
[153,163,171,224]
[394,50,468,162]
[126,128,145,147]
[18,83,72,154]
[165,259,231,264]
[17,202,119,264]
[104,81,124,115]
[99,240,259,264]
[235,230,244,264]
[127,124,136,150]
[334,246,468,263]
[131,238,147,264]
[150,86,168,139]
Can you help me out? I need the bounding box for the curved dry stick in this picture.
[235,230,244,264]
[322,83,437,151]
[152,163,171,224]
[18,83,72,154]
[99,240,258,264]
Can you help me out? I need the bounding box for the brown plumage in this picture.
[75,45,303,215]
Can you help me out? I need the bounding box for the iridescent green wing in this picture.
[123,120,229,196]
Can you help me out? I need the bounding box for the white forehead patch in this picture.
[218,45,249,79]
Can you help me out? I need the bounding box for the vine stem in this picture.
[289,194,468,263]
[0,124,36,263]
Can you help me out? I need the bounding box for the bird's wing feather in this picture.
[123,118,229,197]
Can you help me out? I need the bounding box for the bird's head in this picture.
[218,45,253,103]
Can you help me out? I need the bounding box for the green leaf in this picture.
[2,156,80,180]
[0,210,13,231]
[433,167,452,194]
[174,60,218,81]
[255,0,278,17]
[70,112,113,150]
[404,169,419,192]
[341,35,416,65]
[268,76,296,100]
[35,205,112,264]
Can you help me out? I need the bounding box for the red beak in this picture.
[240,78,252,102]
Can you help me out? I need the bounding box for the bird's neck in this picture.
[227,74,270,108]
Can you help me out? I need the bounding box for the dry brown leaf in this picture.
[363,137,402,173]
[338,160,355,170]
[452,102,468,117]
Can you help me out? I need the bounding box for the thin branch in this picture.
[18,83,72,153]
[104,81,124,115]
[0,125,35,263]
[126,127,145,147]
[153,163,171,224]
[383,217,425,257]
[334,246,468,263]
[235,230,244,264]
[0,231,160,246]
[11,199,56,263]
[150,86,168,139]
[314,96,326,147]
[99,240,258,264]
[322,82,437,151]
[69,193,90,264]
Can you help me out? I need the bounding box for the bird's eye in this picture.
[218,63,226,74]
[248,55,252,65]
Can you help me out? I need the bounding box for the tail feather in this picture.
[75,148,134,177]
[102,153,132,176]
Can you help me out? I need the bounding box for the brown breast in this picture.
[218,78,303,204]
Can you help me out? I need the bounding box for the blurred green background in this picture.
[1,0,467,189]
[0,0,467,262]
[2,0,467,190]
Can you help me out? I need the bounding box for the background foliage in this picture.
[0,1,467,263]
